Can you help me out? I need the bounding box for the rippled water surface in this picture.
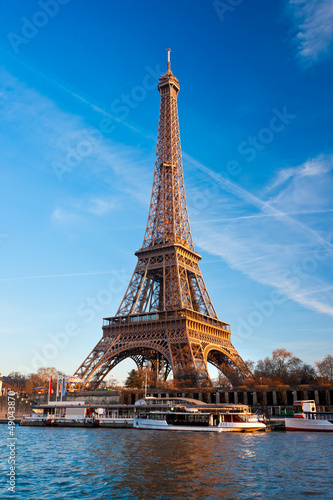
[1,426,333,499]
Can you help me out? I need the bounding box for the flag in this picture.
[56,375,59,399]
[62,376,66,396]
[49,375,53,397]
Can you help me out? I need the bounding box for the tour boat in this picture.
[20,401,134,427]
[285,400,333,432]
[133,407,266,432]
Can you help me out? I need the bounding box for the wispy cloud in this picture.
[184,152,333,249]
[185,152,333,317]
[286,0,333,64]
[0,67,153,208]
[192,208,333,224]
[52,197,118,223]
[263,154,333,194]
[85,198,116,216]
[0,270,125,282]
[264,154,333,211]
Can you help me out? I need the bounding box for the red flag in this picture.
[49,375,53,397]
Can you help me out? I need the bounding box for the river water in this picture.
[0,426,332,499]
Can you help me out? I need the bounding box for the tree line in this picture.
[1,367,120,393]
[246,349,333,386]
[2,350,332,392]
[125,350,333,388]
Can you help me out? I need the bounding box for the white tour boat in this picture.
[133,407,266,432]
[285,400,333,432]
[20,401,134,427]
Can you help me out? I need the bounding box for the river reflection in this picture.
[1,427,332,499]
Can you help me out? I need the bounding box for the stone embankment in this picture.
[0,394,34,421]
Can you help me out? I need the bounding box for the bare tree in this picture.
[3,372,28,391]
[315,355,333,382]
[253,348,317,385]
[25,367,58,392]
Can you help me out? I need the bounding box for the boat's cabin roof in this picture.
[144,406,252,416]
[136,397,250,411]
[293,400,316,413]
[135,397,205,407]
[149,410,211,415]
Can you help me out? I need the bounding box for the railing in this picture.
[22,415,91,422]
[21,415,44,420]
[99,416,134,422]
[129,313,160,323]
[103,308,230,331]
[304,412,333,420]
[103,310,179,326]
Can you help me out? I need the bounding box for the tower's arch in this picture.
[83,344,173,389]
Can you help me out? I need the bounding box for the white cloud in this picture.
[85,198,116,216]
[52,197,118,222]
[0,68,153,209]
[265,155,333,211]
[287,0,333,64]
[197,221,333,317]
[185,153,333,317]
[185,152,332,249]
[263,155,333,194]
[52,207,78,224]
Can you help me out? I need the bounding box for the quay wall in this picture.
[0,394,33,418]
[66,390,120,405]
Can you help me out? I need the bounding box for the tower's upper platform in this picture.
[158,49,180,95]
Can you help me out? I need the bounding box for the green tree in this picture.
[125,369,144,388]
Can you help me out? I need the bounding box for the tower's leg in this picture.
[169,338,210,386]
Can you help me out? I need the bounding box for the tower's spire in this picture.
[166,48,171,73]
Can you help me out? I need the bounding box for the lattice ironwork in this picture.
[74,51,252,388]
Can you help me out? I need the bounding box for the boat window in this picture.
[150,413,166,420]
[293,405,303,414]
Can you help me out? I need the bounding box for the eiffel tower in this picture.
[75,50,252,388]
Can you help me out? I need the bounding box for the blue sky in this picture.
[1,0,332,384]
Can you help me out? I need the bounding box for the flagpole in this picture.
[145,372,148,398]
[48,375,52,404]
[56,374,59,402]
[60,375,66,402]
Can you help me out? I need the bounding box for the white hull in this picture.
[133,417,266,432]
[285,417,333,432]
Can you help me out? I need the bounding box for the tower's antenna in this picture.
[166,48,171,72]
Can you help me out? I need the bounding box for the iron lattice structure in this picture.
[75,52,252,388]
